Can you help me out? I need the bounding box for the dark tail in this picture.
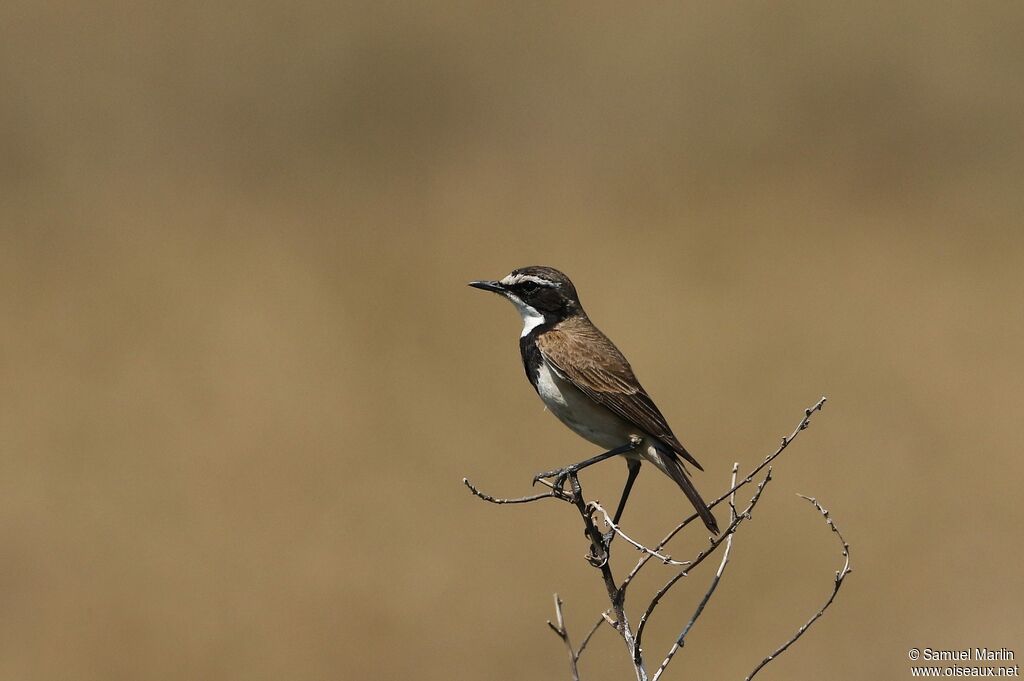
[658,449,719,534]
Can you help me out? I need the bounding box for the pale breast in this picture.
[533,359,635,450]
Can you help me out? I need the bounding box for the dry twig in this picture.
[588,501,690,567]
[744,495,852,681]
[651,463,740,681]
[622,396,827,591]
[633,467,774,659]
[463,477,568,504]
[463,397,843,681]
[547,594,581,681]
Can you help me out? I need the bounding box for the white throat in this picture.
[509,296,546,337]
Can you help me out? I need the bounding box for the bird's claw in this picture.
[532,466,581,499]
[533,466,576,490]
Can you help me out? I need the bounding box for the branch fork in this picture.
[464,396,848,681]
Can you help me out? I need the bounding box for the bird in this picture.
[469,266,719,534]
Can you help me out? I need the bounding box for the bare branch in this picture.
[547,594,581,681]
[563,474,648,681]
[744,495,852,681]
[623,396,826,590]
[546,600,612,681]
[463,397,836,681]
[463,477,567,504]
[465,466,650,680]
[634,467,774,654]
[588,502,690,566]
[651,463,741,681]
[576,611,609,660]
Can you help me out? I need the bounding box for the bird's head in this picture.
[469,266,582,334]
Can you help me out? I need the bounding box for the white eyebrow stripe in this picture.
[500,273,557,287]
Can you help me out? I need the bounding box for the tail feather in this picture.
[656,449,719,534]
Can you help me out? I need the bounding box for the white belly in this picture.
[535,361,636,450]
[533,360,673,474]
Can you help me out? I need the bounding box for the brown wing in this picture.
[536,317,704,471]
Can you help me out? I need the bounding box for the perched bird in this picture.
[469,266,719,534]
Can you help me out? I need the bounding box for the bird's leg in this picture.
[533,436,643,498]
[603,458,642,546]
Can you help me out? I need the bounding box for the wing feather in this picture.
[537,319,704,471]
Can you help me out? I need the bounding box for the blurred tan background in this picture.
[2,2,1022,679]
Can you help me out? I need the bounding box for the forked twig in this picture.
[547,594,581,681]
[634,467,774,655]
[744,495,852,680]
[589,502,690,566]
[463,397,839,681]
[545,596,613,681]
[622,396,827,591]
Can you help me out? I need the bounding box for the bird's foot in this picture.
[532,464,575,487]
[533,465,580,498]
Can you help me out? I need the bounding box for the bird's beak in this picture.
[468,280,506,294]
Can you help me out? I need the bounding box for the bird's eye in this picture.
[521,282,539,294]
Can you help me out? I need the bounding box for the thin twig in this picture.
[634,467,774,655]
[463,398,832,681]
[463,477,567,504]
[588,502,690,566]
[744,495,852,681]
[651,464,740,681]
[465,470,647,679]
[576,611,609,660]
[566,474,648,681]
[623,396,826,590]
[547,594,581,681]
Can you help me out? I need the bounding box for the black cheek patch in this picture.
[534,287,565,313]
